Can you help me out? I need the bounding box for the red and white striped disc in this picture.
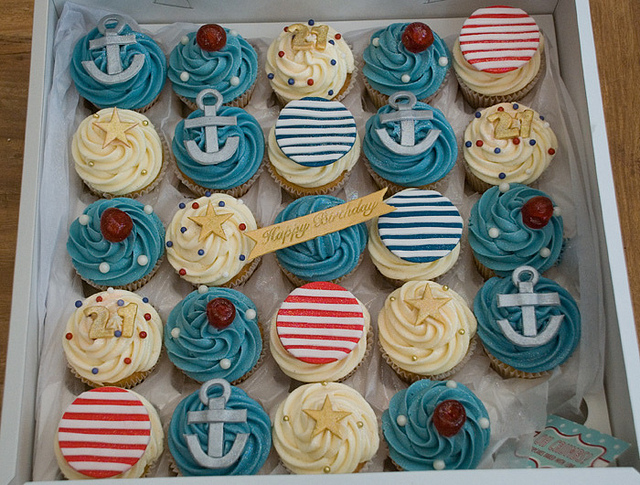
[460,6,541,74]
[57,387,151,478]
[276,281,365,364]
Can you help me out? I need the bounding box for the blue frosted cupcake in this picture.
[274,196,367,285]
[168,379,271,476]
[474,265,581,378]
[70,14,167,111]
[382,379,491,471]
[168,24,258,109]
[363,22,450,109]
[165,287,262,384]
[67,198,164,290]
[363,92,457,194]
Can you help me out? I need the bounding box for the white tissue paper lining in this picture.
[31,2,605,479]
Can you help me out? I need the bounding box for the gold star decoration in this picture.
[93,107,138,148]
[303,395,351,439]
[406,284,452,326]
[188,202,234,242]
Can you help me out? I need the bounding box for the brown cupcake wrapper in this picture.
[84,94,161,115]
[222,255,261,289]
[277,458,369,475]
[483,345,550,380]
[464,162,495,194]
[472,253,497,281]
[79,255,164,292]
[178,79,257,111]
[67,359,156,389]
[267,159,350,198]
[362,155,448,197]
[277,251,365,287]
[135,94,161,114]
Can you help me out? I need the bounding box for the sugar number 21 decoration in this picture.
[488,109,534,139]
[288,23,329,51]
[85,303,138,339]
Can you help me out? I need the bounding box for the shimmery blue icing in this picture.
[168,382,271,476]
[172,105,264,190]
[363,23,450,100]
[168,30,258,104]
[468,184,563,277]
[165,287,262,383]
[275,196,367,282]
[66,198,164,287]
[363,102,457,186]
[474,272,580,373]
[382,380,490,470]
[70,22,167,110]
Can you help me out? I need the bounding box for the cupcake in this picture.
[452,6,545,108]
[274,195,367,285]
[165,194,259,287]
[165,286,262,384]
[468,183,563,279]
[378,281,477,382]
[382,379,491,470]
[362,22,450,109]
[168,24,257,109]
[363,91,457,194]
[474,265,581,378]
[268,97,360,197]
[265,20,355,105]
[70,14,167,111]
[270,282,371,383]
[168,378,271,476]
[368,188,463,284]
[463,102,557,192]
[272,382,379,474]
[54,387,164,479]
[72,107,165,198]
[63,289,162,387]
[66,198,165,290]
[172,89,264,197]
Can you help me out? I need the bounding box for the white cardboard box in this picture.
[3,0,640,483]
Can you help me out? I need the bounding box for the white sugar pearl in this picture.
[543,122,550,129]
[229,29,238,37]
[438,56,448,67]
[372,38,380,47]
[107,287,115,293]
[79,215,90,225]
[144,205,153,214]
[446,380,458,389]
[171,328,181,338]
[198,285,209,294]
[433,459,445,470]
[489,227,500,239]
[137,255,149,266]
[180,35,190,45]
[237,199,244,205]
[540,248,551,258]
[220,358,231,370]
[230,76,240,86]
[525,168,533,175]
[479,417,490,429]
[396,415,407,426]
[223,271,229,278]
[99,262,110,274]
[180,71,190,82]
[499,182,510,193]
[245,309,257,320]
[401,74,411,83]
[553,207,562,217]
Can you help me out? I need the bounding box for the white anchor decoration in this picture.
[376,91,441,155]
[496,266,564,347]
[185,379,249,468]
[82,15,145,85]
[184,89,239,165]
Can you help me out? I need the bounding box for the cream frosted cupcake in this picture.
[272,382,379,474]
[165,194,259,287]
[378,280,477,382]
[63,289,163,388]
[72,107,165,198]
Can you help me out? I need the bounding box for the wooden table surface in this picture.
[0,0,637,415]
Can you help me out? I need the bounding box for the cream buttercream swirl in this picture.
[72,108,163,196]
[464,102,557,186]
[266,24,354,103]
[272,382,379,474]
[62,289,162,386]
[378,281,476,377]
[165,194,257,286]
[452,36,544,97]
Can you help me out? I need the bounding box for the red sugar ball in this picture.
[476,140,483,147]
[179,268,187,276]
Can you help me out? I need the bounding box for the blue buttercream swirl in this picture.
[172,105,264,190]
[165,287,262,383]
[168,30,258,104]
[474,273,581,373]
[363,101,457,186]
[382,380,490,470]
[274,196,367,282]
[363,23,450,99]
[70,23,167,110]
[66,198,165,287]
[468,184,563,277]
[168,381,271,476]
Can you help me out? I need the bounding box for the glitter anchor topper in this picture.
[376,91,441,156]
[496,266,564,347]
[185,379,248,468]
[184,89,239,165]
[82,15,145,85]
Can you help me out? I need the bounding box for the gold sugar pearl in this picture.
[357,421,364,428]
[412,355,418,361]
[88,161,94,167]
[283,415,289,422]
[389,296,396,301]
[443,285,449,291]
[141,169,148,175]
[142,120,149,126]
[321,381,328,386]
[459,329,466,335]
[323,466,331,474]
[93,113,100,118]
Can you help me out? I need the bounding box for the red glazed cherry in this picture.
[100,208,133,243]
[196,24,227,52]
[206,297,236,329]
[521,196,554,229]
[401,22,434,53]
[433,400,467,437]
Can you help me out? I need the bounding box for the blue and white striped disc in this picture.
[378,189,463,263]
[274,97,357,167]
